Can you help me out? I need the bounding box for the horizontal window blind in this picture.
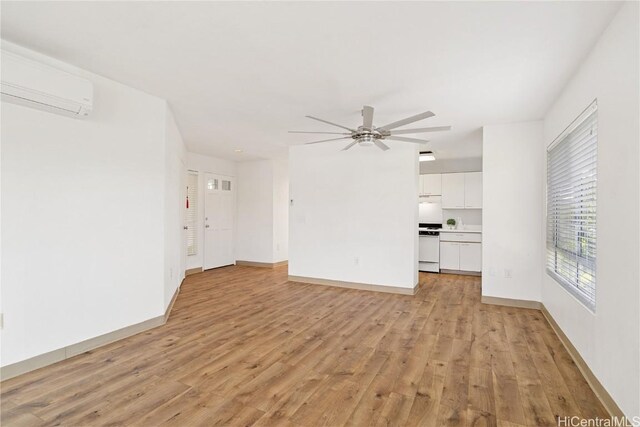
[546,101,597,311]
[187,171,198,256]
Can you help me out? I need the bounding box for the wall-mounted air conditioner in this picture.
[1,50,93,118]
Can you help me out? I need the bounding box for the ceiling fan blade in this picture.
[342,141,358,151]
[386,136,430,144]
[362,105,374,129]
[305,115,355,132]
[304,136,352,145]
[379,111,435,131]
[373,140,390,151]
[390,125,451,135]
[289,131,351,135]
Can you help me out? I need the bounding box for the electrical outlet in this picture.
[170,268,173,279]
[504,269,512,279]
[0,313,4,329]
[354,256,359,266]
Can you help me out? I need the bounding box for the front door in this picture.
[203,173,235,270]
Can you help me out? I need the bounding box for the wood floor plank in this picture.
[529,346,600,420]
[375,392,414,427]
[66,376,190,426]
[405,360,447,427]
[0,411,45,427]
[436,403,467,427]
[468,367,496,425]
[343,358,396,424]
[391,333,435,397]
[0,266,610,426]
[253,370,327,426]
[492,373,526,426]
[517,377,557,427]
[290,375,360,426]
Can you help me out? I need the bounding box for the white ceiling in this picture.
[1,1,621,161]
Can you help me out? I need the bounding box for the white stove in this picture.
[418,223,441,273]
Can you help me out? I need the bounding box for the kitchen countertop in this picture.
[437,228,482,233]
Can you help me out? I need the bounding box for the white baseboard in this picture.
[289,275,418,295]
[236,260,288,268]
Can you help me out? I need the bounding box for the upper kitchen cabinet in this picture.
[464,172,483,208]
[441,173,465,208]
[420,174,442,196]
[441,172,482,209]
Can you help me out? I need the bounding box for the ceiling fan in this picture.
[289,105,451,151]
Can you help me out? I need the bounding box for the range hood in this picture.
[419,195,442,204]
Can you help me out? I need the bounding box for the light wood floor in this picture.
[1,266,608,426]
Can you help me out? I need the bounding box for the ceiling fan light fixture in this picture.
[358,135,375,146]
[419,151,436,162]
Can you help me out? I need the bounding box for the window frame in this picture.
[546,100,598,312]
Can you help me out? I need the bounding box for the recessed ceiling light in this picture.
[234,149,243,153]
[419,151,435,162]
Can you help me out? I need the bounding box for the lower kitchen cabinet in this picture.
[440,242,460,270]
[440,241,482,272]
[459,242,482,272]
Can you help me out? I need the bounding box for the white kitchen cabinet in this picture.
[441,173,465,208]
[441,172,482,209]
[440,238,482,272]
[421,174,442,196]
[459,242,482,272]
[439,242,460,270]
[438,231,482,243]
[464,172,483,209]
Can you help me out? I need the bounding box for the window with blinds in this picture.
[186,171,198,256]
[546,100,597,311]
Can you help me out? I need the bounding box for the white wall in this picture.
[272,159,289,263]
[482,122,544,302]
[235,158,289,264]
[163,108,187,308]
[289,143,418,289]
[1,43,173,366]
[185,152,236,270]
[236,160,275,263]
[541,2,639,417]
